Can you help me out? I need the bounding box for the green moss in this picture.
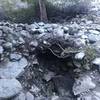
[80,46,97,70]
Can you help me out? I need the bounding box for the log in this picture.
[38,0,48,22]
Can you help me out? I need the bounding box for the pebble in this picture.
[43,71,55,82]
[75,52,85,60]
[0,46,3,54]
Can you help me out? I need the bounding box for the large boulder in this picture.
[0,0,91,23]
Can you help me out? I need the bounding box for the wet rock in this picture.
[0,57,28,78]
[73,75,96,96]
[0,79,22,99]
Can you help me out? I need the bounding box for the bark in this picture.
[38,0,48,22]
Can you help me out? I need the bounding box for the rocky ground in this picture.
[1,4,100,100]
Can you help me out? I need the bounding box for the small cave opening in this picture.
[36,48,76,77]
[35,48,76,98]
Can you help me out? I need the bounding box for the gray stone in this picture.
[10,53,22,61]
[74,38,86,47]
[30,40,38,47]
[54,28,64,37]
[75,52,85,60]
[3,42,13,49]
[89,30,100,35]
[92,58,100,66]
[0,79,22,99]
[63,26,69,33]
[88,34,100,43]
[38,22,45,26]
[0,57,28,78]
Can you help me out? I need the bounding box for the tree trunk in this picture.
[38,0,48,22]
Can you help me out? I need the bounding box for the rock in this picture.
[0,46,3,54]
[14,92,26,100]
[20,30,30,38]
[51,95,59,100]
[88,34,100,43]
[92,58,100,66]
[30,84,40,95]
[3,42,13,49]
[75,52,85,60]
[30,40,38,47]
[63,26,69,33]
[77,95,92,100]
[0,57,28,78]
[0,30,3,37]
[43,71,55,82]
[0,79,22,99]
[77,90,100,100]
[89,30,100,35]
[26,92,34,100]
[74,38,86,47]
[38,22,45,26]
[10,53,22,61]
[54,28,64,37]
[73,75,96,96]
